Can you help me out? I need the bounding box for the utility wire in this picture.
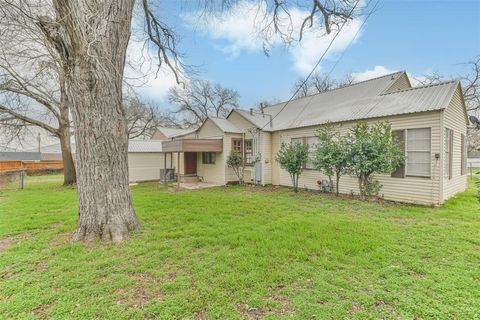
[287,0,380,127]
[261,0,378,130]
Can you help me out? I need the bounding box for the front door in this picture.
[184,152,197,175]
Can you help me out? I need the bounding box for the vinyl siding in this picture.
[128,153,164,182]
[442,86,468,201]
[261,131,272,185]
[384,73,412,93]
[271,132,281,185]
[197,119,224,138]
[150,130,168,141]
[272,111,443,205]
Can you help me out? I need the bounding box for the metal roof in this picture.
[209,117,242,133]
[155,127,196,138]
[128,140,163,153]
[234,72,461,131]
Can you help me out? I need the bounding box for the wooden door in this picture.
[185,152,197,175]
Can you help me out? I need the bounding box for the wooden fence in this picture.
[0,160,63,171]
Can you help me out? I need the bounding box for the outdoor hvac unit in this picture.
[321,180,334,193]
[160,168,176,182]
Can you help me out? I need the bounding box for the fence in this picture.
[0,160,64,171]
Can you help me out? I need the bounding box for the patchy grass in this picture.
[0,177,479,319]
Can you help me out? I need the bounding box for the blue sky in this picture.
[134,0,480,109]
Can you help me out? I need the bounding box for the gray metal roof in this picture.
[209,117,242,133]
[156,127,196,138]
[235,72,461,131]
[128,140,163,153]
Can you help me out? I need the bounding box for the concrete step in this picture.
[180,175,200,183]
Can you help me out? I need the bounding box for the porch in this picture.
[161,139,223,186]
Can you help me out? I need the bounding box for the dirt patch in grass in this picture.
[237,285,295,319]
[32,301,55,319]
[0,236,12,252]
[193,308,208,320]
[114,271,179,308]
[348,300,363,315]
[236,303,271,319]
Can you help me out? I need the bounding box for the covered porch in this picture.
[160,139,223,186]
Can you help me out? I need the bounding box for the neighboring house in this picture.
[25,140,165,183]
[154,71,469,205]
[0,151,41,161]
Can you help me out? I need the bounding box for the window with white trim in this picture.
[444,128,453,179]
[305,136,319,169]
[406,128,431,177]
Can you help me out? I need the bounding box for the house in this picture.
[23,139,167,183]
[154,71,469,205]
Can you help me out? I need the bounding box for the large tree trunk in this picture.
[42,1,140,242]
[58,87,76,186]
[59,129,76,185]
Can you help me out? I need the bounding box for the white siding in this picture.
[442,86,468,201]
[384,73,412,93]
[261,131,272,185]
[272,111,443,205]
[128,153,164,182]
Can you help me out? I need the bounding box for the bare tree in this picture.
[0,0,359,242]
[0,1,76,185]
[292,72,354,98]
[168,80,239,127]
[124,94,164,139]
[413,57,480,155]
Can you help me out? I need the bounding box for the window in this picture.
[391,130,406,178]
[406,128,431,177]
[291,137,303,146]
[202,152,216,164]
[305,136,319,169]
[232,139,242,152]
[461,134,467,175]
[244,140,253,165]
[444,129,453,179]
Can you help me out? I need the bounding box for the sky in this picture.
[132,0,480,109]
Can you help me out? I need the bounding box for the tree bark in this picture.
[59,129,76,185]
[335,173,340,197]
[42,1,141,242]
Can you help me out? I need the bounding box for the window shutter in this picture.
[391,129,406,178]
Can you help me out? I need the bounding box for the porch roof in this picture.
[161,139,223,153]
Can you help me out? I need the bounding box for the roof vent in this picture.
[260,103,264,114]
[250,108,253,115]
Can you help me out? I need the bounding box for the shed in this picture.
[127,140,164,182]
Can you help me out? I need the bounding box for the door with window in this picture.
[185,152,197,175]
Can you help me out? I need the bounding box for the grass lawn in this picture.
[0,175,479,319]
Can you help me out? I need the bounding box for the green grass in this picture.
[0,176,479,319]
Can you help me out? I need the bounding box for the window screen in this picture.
[244,140,253,165]
[406,128,431,177]
[305,136,319,169]
[202,152,215,164]
[444,129,453,179]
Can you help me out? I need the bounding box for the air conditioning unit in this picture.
[160,168,176,182]
[321,180,334,193]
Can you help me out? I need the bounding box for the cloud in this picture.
[124,38,186,104]
[351,66,398,82]
[184,1,365,75]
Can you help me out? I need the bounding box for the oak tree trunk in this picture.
[42,0,141,242]
[58,88,76,186]
[59,129,76,185]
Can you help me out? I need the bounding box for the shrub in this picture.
[314,123,349,196]
[275,141,309,192]
[226,151,245,185]
[347,121,405,200]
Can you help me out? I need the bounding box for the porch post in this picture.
[163,152,167,186]
[177,152,181,189]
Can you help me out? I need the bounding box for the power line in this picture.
[261,0,378,130]
[287,0,380,127]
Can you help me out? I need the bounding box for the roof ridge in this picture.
[262,71,405,110]
[381,80,459,96]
